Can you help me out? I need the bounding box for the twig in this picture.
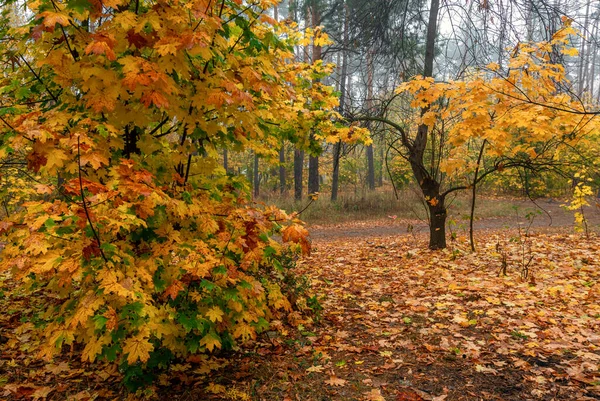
[77,136,107,262]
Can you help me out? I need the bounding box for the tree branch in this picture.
[77,136,108,263]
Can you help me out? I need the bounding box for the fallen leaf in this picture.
[32,386,54,400]
[325,375,346,387]
[365,388,386,401]
[306,365,324,373]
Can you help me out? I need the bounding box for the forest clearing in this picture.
[2,0,600,399]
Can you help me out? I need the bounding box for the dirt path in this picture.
[309,199,600,241]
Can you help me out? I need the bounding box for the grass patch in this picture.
[260,186,548,226]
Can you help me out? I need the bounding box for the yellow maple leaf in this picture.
[44,148,68,171]
[33,252,61,274]
[207,383,226,394]
[314,33,332,47]
[123,334,153,364]
[487,62,500,71]
[200,333,221,352]
[98,269,133,298]
[421,110,437,127]
[155,42,179,56]
[81,334,111,362]
[103,0,128,8]
[205,306,224,323]
[233,323,255,341]
[69,292,103,328]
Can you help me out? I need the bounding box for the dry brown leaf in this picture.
[325,375,347,387]
[364,388,386,401]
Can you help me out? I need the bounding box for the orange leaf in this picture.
[85,41,116,61]
[282,224,311,255]
[164,280,184,300]
[39,12,70,29]
[141,91,169,108]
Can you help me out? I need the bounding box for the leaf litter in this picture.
[1,227,600,400]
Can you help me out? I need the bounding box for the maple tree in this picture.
[361,21,600,249]
[0,0,367,389]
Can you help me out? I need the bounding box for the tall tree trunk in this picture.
[525,0,534,42]
[307,1,321,196]
[331,1,348,202]
[366,146,375,190]
[496,0,505,66]
[331,142,342,201]
[223,149,228,174]
[378,142,384,187]
[428,198,447,249]
[410,0,444,249]
[578,0,591,95]
[366,50,375,191]
[294,149,304,201]
[590,16,598,98]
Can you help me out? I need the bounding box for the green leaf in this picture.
[67,0,93,13]
[200,279,216,291]
[93,315,108,330]
[102,343,120,362]
[177,313,202,332]
[212,265,227,275]
[0,107,18,116]
[273,259,283,272]
[100,243,116,253]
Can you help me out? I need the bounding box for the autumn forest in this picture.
[1,0,600,400]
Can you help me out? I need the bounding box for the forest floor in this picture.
[1,199,600,400]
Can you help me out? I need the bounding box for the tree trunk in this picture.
[578,0,591,95]
[589,17,598,97]
[412,0,442,249]
[366,146,375,190]
[279,144,286,194]
[366,50,375,190]
[428,200,447,249]
[331,1,349,202]
[294,149,303,201]
[331,142,342,201]
[223,149,229,173]
[308,155,319,194]
[307,1,321,197]
[253,152,259,199]
[378,143,384,186]
[496,0,505,66]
